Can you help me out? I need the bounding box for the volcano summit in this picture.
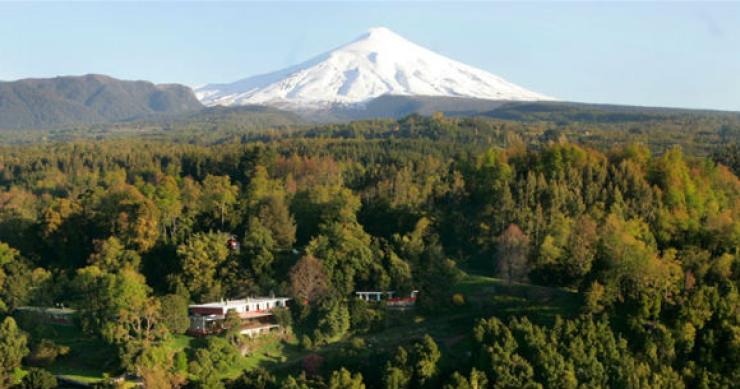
[196,27,553,109]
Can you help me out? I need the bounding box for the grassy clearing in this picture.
[162,334,194,354]
[450,274,582,325]
[220,335,298,381]
[241,333,303,370]
[37,329,190,385]
[248,273,583,376]
[38,325,117,383]
[348,274,580,372]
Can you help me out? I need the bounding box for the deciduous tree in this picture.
[496,224,530,284]
[0,317,28,387]
[289,255,329,304]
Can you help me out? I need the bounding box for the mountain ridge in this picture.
[0,74,203,129]
[297,94,740,123]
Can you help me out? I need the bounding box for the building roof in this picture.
[16,306,77,315]
[189,296,290,310]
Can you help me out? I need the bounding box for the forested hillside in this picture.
[0,74,203,130]
[0,113,738,388]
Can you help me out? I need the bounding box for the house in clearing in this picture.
[15,306,77,326]
[187,296,290,337]
[355,290,419,308]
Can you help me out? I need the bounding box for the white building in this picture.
[188,296,290,337]
[354,290,419,307]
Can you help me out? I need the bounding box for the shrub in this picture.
[173,351,188,373]
[271,307,293,329]
[300,335,313,350]
[349,300,385,333]
[20,368,57,389]
[302,353,324,377]
[90,377,126,389]
[350,337,366,350]
[26,338,70,366]
[452,293,466,306]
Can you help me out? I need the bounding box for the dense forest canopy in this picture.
[0,112,738,388]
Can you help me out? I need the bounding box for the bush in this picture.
[271,307,293,329]
[349,299,385,333]
[25,338,70,366]
[20,368,57,389]
[189,336,241,389]
[302,353,324,377]
[452,293,466,306]
[90,377,126,389]
[228,368,276,389]
[300,335,313,350]
[350,337,366,350]
[173,350,188,373]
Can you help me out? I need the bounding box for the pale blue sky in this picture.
[1,2,739,111]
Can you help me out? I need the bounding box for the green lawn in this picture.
[450,274,582,325]
[37,325,117,383]
[163,333,194,353]
[242,334,303,370]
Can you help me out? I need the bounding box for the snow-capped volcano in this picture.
[196,27,553,109]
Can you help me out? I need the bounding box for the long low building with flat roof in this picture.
[187,296,290,337]
[15,306,77,326]
[355,290,419,308]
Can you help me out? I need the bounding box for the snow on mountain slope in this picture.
[196,27,553,109]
